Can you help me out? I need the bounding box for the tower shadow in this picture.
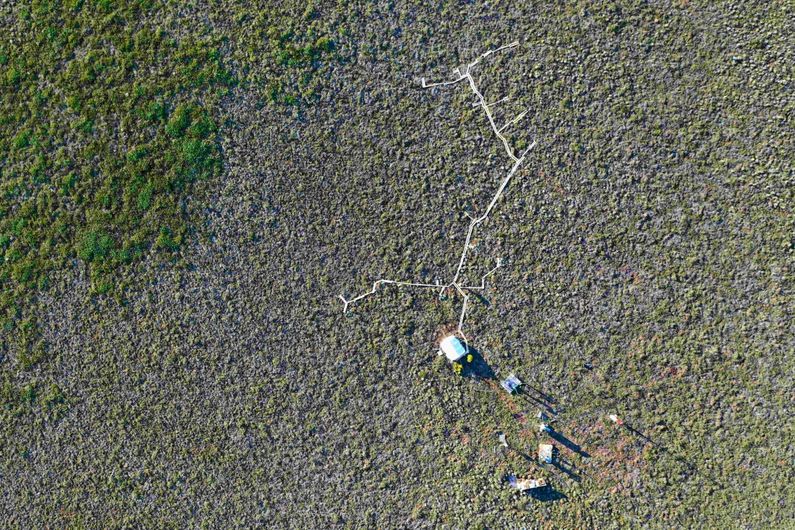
[620,421,726,489]
[509,447,541,467]
[525,385,557,405]
[553,458,582,482]
[547,428,591,458]
[518,393,557,416]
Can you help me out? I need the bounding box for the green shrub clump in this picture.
[452,362,463,376]
[0,1,230,367]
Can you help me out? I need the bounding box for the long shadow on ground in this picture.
[518,392,557,416]
[547,428,591,458]
[622,422,723,484]
[553,457,582,482]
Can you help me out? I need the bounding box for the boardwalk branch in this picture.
[340,41,537,347]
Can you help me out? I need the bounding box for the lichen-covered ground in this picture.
[1,1,793,528]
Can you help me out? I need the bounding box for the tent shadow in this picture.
[462,346,496,381]
[528,485,567,502]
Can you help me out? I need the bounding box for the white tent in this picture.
[439,335,467,361]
